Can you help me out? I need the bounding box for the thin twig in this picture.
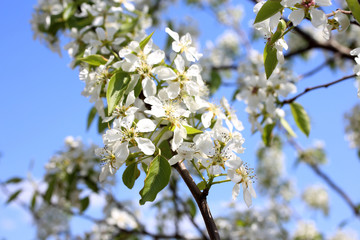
[281,74,356,104]
[286,140,360,217]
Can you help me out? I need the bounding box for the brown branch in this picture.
[310,164,359,215]
[281,74,356,104]
[325,9,352,18]
[173,162,220,240]
[286,140,360,217]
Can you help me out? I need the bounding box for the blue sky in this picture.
[1,0,360,239]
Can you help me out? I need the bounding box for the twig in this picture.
[281,74,356,104]
[286,140,360,217]
[173,162,220,240]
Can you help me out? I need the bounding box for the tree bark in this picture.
[173,162,220,240]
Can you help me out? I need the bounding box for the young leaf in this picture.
[280,117,297,137]
[186,198,197,218]
[209,70,221,94]
[63,3,76,21]
[197,181,206,190]
[79,55,108,66]
[346,0,360,24]
[6,190,22,204]
[254,0,283,24]
[139,155,171,205]
[30,192,37,210]
[80,196,90,212]
[5,177,23,184]
[158,141,173,160]
[44,176,56,203]
[264,42,278,79]
[262,123,276,146]
[87,107,97,130]
[123,162,141,189]
[290,102,311,137]
[84,177,99,193]
[184,125,203,135]
[106,71,131,115]
[97,116,108,133]
[139,31,155,50]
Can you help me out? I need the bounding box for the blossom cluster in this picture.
[236,51,297,132]
[302,185,329,215]
[88,27,254,205]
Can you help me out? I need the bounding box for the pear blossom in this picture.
[120,40,165,97]
[165,27,203,62]
[144,95,190,150]
[89,27,125,54]
[226,159,256,207]
[281,0,331,28]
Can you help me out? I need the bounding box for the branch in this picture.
[287,140,360,217]
[281,74,356,104]
[173,162,220,240]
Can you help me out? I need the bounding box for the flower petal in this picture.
[135,137,155,155]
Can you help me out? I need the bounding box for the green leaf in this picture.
[290,102,311,137]
[186,198,197,218]
[5,177,23,184]
[97,116,108,133]
[87,107,97,130]
[139,155,171,205]
[184,125,203,135]
[264,42,278,79]
[197,181,206,190]
[209,70,221,94]
[84,177,99,193]
[254,0,283,24]
[44,176,56,203]
[269,19,287,45]
[6,190,22,204]
[63,3,76,21]
[79,55,108,66]
[106,71,131,115]
[262,123,276,147]
[346,0,360,24]
[139,31,155,50]
[80,196,90,212]
[30,192,37,211]
[280,117,297,137]
[158,141,173,160]
[134,77,143,98]
[123,162,141,189]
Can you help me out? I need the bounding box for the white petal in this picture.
[147,50,165,66]
[232,184,240,200]
[142,78,156,97]
[201,111,213,128]
[310,9,326,28]
[125,91,135,106]
[289,9,304,26]
[165,27,180,42]
[243,188,253,207]
[168,155,183,165]
[154,67,177,81]
[316,0,331,6]
[137,119,156,132]
[174,55,185,73]
[135,137,155,155]
[96,27,106,41]
[167,82,181,99]
[99,165,111,182]
[114,141,129,162]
